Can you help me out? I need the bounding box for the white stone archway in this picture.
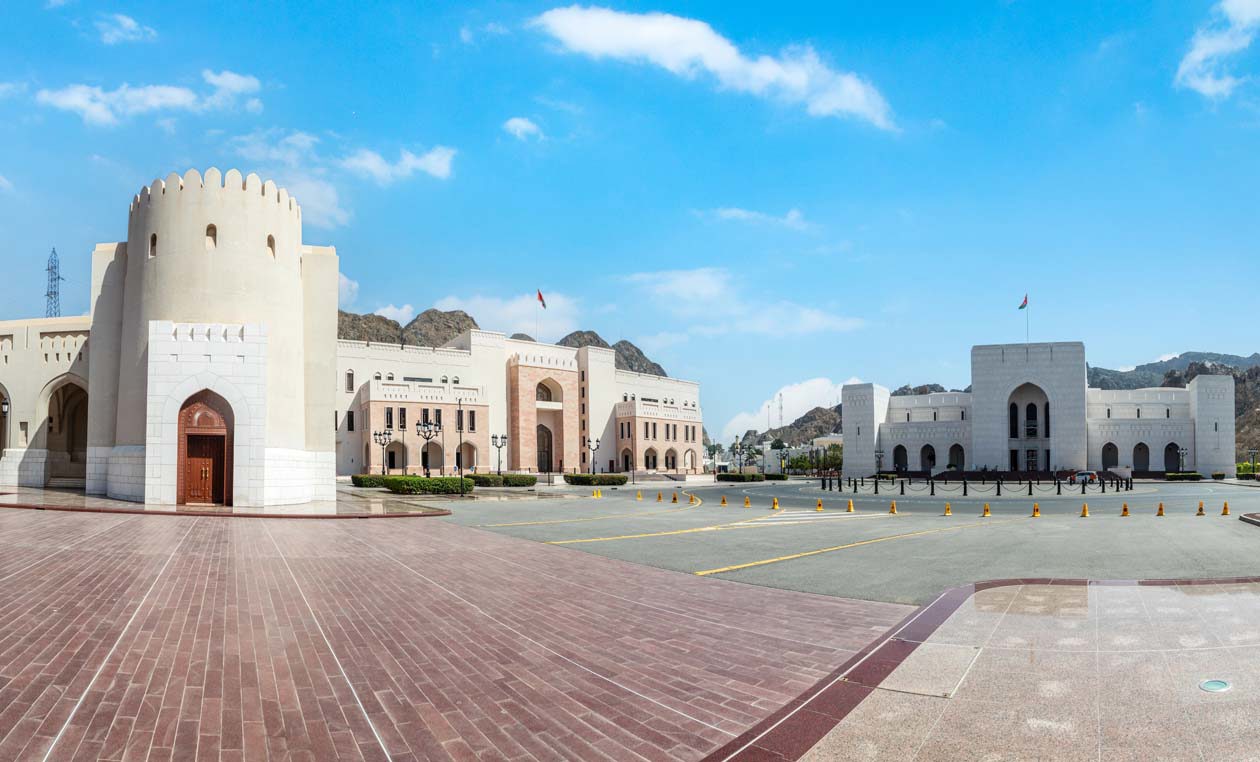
[154,372,262,507]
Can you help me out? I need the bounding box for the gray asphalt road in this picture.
[438,480,1260,605]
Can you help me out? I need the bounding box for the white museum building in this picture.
[0,169,704,508]
[842,342,1236,478]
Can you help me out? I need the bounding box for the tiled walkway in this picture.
[0,507,911,761]
[729,580,1260,761]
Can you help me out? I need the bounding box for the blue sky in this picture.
[2,1,1259,440]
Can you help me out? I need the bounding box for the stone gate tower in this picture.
[86,168,337,506]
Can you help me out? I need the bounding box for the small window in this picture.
[623,394,628,402]
[347,410,355,431]
[1137,408,1142,419]
[205,225,217,251]
[345,370,355,392]
[399,408,407,430]
[435,408,442,425]
[469,410,476,432]
[1106,408,1111,418]
[906,413,910,422]
[456,409,464,431]
[453,376,460,384]
[441,376,448,384]
[374,372,382,381]
[961,410,966,421]
[266,234,276,258]
[933,411,938,421]
[1166,408,1170,418]
[149,233,157,258]
[385,408,393,429]
[386,373,394,381]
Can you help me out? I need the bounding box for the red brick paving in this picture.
[0,510,910,761]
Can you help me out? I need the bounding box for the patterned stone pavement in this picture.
[0,508,911,761]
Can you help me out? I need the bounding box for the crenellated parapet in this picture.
[129,168,300,219]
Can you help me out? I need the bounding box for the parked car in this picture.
[1068,470,1097,484]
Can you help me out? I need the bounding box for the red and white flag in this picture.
[536,289,547,309]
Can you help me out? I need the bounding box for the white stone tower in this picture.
[86,168,338,506]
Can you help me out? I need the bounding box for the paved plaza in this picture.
[1,479,1259,760]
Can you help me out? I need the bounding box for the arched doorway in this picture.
[1164,443,1181,473]
[665,448,678,471]
[45,380,88,487]
[1134,442,1150,472]
[1008,383,1049,440]
[684,449,696,472]
[421,442,443,475]
[892,445,908,472]
[920,444,936,473]
[385,441,405,473]
[177,390,234,506]
[536,424,553,472]
[621,448,633,472]
[1102,443,1118,470]
[948,444,965,471]
[457,442,477,472]
[644,447,658,470]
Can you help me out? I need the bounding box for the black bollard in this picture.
[930,479,935,496]
[900,480,905,496]
[1056,480,1062,495]
[1101,479,1106,494]
[1028,481,1033,496]
[874,476,880,495]
[963,480,968,496]
[997,480,1002,496]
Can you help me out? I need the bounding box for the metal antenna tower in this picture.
[45,248,65,318]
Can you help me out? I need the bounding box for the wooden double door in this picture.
[184,434,226,505]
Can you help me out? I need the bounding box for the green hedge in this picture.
[1165,472,1203,482]
[764,473,788,480]
[1211,472,1226,480]
[351,474,387,488]
[563,474,628,486]
[382,476,475,494]
[717,473,765,482]
[469,474,538,487]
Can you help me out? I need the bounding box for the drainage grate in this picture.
[1199,679,1232,693]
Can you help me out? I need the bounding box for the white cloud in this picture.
[282,172,350,229]
[0,174,13,192]
[339,146,456,184]
[0,82,27,99]
[461,21,510,44]
[338,273,360,309]
[36,69,261,125]
[503,116,544,140]
[232,129,320,166]
[623,266,863,336]
[1177,0,1260,98]
[721,376,859,440]
[375,304,416,324]
[435,292,580,342]
[710,206,811,231]
[95,13,156,44]
[531,6,894,129]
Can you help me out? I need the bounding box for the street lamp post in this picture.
[1249,448,1257,478]
[373,430,393,476]
[456,398,465,496]
[492,434,508,476]
[1178,446,1189,474]
[874,448,885,476]
[0,398,8,451]
[731,440,742,474]
[587,437,600,475]
[416,420,440,477]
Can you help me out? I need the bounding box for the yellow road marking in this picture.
[549,512,768,545]
[480,489,702,527]
[694,518,1026,576]
[479,504,692,528]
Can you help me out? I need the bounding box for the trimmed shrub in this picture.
[1164,472,1203,482]
[764,473,788,481]
[351,474,387,488]
[563,474,629,486]
[382,476,475,494]
[716,473,765,482]
[469,474,504,487]
[1212,472,1227,480]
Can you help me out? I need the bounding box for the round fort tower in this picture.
[114,168,307,451]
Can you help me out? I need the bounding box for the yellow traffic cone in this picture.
[720,495,728,507]
[846,499,855,513]
[1157,502,1165,517]
[657,491,663,503]
[982,503,991,517]
[592,489,598,498]
[772,497,780,510]
[689,493,696,505]
[636,490,642,501]
[1223,501,1231,516]
[889,500,898,515]
[1080,503,1089,518]
[744,495,751,508]
[1121,503,1129,517]
[1196,501,1205,517]
[672,492,679,504]
[943,503,952,516]
[1032,503,1041,518]
[816,498,824,512]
